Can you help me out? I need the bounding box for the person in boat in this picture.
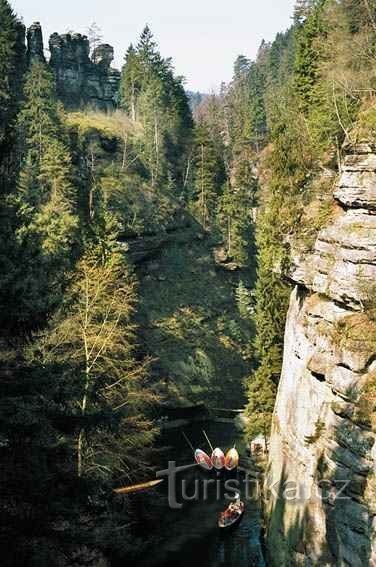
[225,493,241,519]
[231,492,241,510]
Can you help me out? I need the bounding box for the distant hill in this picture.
[186,90,208,112]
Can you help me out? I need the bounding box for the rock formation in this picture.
[26,22,120,111]
[266,143,376,566]
[26,22,45,64]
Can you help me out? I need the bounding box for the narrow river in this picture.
[133,419,266,567]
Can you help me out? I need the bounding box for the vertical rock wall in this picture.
[266,144,376,566]
[26,22,120,111]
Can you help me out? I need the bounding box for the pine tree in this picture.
[244,194,290,442]
[233,54,251,80]
[17,61,60,165]
[245,360,277,450]
[0,0,25,193]
[235,280,253,318]
[119,26,193,189]
[137,25,158,65]
[192,121,225,230]
[120,44,141,121]
[294,0,325,111]
[0,342,81,566]
[4,61,79,334]
[217,170,256,266]
[248,63,267,148]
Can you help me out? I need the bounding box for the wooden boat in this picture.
[225,447,239,471]
[113,479,164,495]
[218,498,245,530]
[211,447,225,470]
[194,448,213,470]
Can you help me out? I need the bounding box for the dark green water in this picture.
[137,420,265,567]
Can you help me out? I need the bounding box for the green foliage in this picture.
[4,62,79,333]
[17,62,61,162]
[245,0,376,444]
[194,60,260,262]
[0,344,82,566]
[4,0,376,563]
[246,194,290,440]
[305,419,326,444]
[217,176,256,266]
[137,241,253,408]
[245,361,278,442]
[66,109,139,139]
[191,120,225,229]
[354,104,376,140]
[235,280,254,319]
[66,109,186,236]
[0,0,20,125]
[39,245,158,479]
[0,0,25,189]
[120,26,193,188]
[294,0,326,111]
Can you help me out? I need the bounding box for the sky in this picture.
[10,0,296,92]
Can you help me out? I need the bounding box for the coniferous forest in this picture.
[1,0,376,565]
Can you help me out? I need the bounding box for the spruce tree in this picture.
[217,168,256,266]
[294,0,325,111]
[192,121,225,230]
[4,61,78,333]
[119,44,141,121]
[0,0,25,186]
[17,61,60,165]
[120,26,193,189]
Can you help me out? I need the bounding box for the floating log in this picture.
[113,479,164,495]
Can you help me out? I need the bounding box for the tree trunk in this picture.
[200,144,206,229]
[122,133,128,170]
[154,111,159,184]
[131,81,136,122]
[77,372,89,477]
[228,215,232,256]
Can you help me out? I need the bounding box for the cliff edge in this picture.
[26,22,120,110]
[266,142,376,566]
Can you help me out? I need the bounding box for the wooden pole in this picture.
[202,429,214,452]
[182,432,195,453]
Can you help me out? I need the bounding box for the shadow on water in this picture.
[134,420,265,567]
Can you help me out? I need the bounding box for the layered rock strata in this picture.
[267,144,376,566]
[26,22,120,111]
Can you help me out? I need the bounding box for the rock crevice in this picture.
[267,145,376,566]
[26,22,120,111]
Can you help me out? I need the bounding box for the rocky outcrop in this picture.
[26,23,120,111]
[119,215,204,264]
[49,32,120,110]
[267,144,376,566]
[26,22,45,64]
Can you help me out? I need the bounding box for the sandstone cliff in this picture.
[26,22,120,110]
[266,143,376,566]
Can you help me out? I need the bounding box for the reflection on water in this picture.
[137,420,265,567]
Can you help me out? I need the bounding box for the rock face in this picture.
[267,144,376,566]
[26,22,45,64]
[26,23,120,111]
[49,32,120,110]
